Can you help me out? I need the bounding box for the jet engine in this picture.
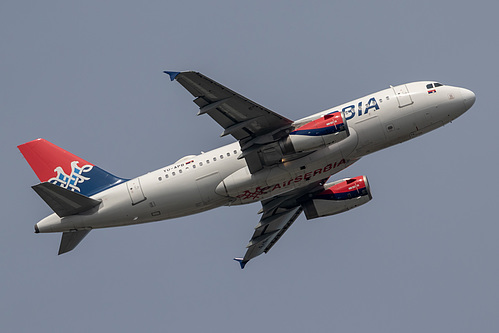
[279,111,349,155]
[302,176,372,220]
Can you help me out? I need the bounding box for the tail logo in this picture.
[48,161,93,192]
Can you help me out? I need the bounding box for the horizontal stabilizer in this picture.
[32,182,101,217]
[59,230,91,255]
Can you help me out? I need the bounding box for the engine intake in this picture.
[302,175,372,220]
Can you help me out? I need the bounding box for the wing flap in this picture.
[32,182,101,218]
[262,207,303,254]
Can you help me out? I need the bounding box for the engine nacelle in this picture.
[302,176,372,220]
[280,111,349,155]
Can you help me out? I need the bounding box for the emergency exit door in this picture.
[392,84,414,108]
[127,178,146,205]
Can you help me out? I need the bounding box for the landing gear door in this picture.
[392,84,414,108]
[127,178,146,205]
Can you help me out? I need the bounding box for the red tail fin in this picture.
[18,139,127,196]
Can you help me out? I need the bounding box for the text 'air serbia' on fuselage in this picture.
[18,72,475,268]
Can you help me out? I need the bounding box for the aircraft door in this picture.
[127,178,146,205]
[392,84,414,108]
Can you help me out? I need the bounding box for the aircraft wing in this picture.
[165,71,294,172]
[235,179,327,268]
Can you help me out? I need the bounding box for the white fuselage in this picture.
[36,82,474,233]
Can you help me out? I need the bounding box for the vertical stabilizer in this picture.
[18,139,128,196]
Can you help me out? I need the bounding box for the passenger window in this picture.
[220,155,224,159]
[233,150,237,154]
[199,162,203,166]
[172,172,176,176]
[206,160,210,164]
[227,152,230,157]
[192,164,196,169]
[213,157,217,161]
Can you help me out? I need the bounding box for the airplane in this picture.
[18,71,476,268]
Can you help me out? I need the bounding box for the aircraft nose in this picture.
[461,88,476,110]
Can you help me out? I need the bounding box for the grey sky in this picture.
[2,1,498,332]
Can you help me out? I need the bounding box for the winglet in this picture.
[233,258,248,269]
[163,71,180,81]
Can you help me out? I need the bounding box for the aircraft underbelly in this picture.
[219,144,358,204]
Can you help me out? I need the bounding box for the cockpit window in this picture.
[427,82,444,89]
